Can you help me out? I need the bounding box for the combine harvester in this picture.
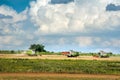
[62,50,79,57]
[25,50,37,56]
[93,50,112,58]
[98,51,110,58]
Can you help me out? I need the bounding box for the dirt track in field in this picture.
[0,73,120,79]
[0,54,120,61]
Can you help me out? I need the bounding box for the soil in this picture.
[0,73,120,79]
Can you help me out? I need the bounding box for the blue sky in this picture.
[106,3,120,11]
[0,0,120,53]
[0,0,35,13]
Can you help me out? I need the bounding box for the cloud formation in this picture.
[0,0,120,53]
[51,0,74,4]
[30,0,120,36]
[0,5,29,49]
[0,14,12,19]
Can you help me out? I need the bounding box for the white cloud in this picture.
[29,0,120,51]
[30,0,120,35]
[0,0,120,52]
[112,39,120,47]
[0,36,24,46]
[75,37,102,47]
[102,39,120,47]
[0,5,28,35]
[75,37,93,47]
[75,36,120,50]
[0,5,27,23]
[0,36,13,44]
[0,5,29,48]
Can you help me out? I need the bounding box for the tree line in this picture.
[0,50,21,54]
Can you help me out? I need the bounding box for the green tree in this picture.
[29,44,46,53]
[108,52,113,56]
[11,50,15,54]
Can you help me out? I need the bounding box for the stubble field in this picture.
[0,54,120,61]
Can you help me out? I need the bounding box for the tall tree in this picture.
[29,44,46,53]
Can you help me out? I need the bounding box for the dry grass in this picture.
[0,54,120,61]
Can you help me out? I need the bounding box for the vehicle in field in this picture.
[26,50,37,56]
[93,50,112,58]
[62,50,79,57]
[98,51,110,58]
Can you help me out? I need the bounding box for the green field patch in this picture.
[0,59,120,74]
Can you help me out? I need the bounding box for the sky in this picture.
[0,0,120,53]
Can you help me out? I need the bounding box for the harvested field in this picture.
[0,54,120,80]
[0,54,120,61]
